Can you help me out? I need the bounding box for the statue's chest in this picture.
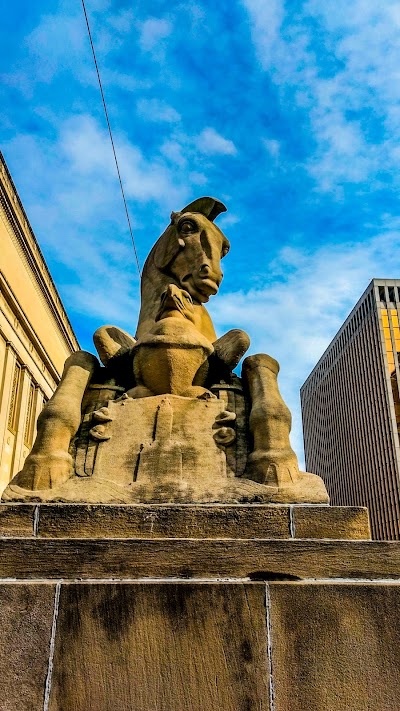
[136,318,214,351]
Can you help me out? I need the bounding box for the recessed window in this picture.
[24,381,37,448]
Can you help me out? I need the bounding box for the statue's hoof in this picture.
[5,451,74,493]
[213,329,250,369]
[243,450,329,504]
[244,449,300,487]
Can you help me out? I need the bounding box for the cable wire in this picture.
[81,0,141,275]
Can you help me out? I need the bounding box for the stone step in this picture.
[0,536,399,581]
[0,502,370,540]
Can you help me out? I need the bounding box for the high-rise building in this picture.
[301,279,400,540]
[0,152,79,491]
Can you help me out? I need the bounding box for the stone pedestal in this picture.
[1,503,400,710]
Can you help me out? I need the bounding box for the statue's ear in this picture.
[180,197,227,222]
[153,225,181,271]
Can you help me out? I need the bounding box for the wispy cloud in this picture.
[242,0,400,193]
[138,17,173,52]
[136,98,181,123]
[263,138,281,159]
[196,128,237,156]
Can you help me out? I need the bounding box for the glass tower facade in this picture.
[301,279,400,540]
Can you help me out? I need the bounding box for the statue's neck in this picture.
[137,269,217,342]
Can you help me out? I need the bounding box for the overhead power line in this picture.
[81,0,141,276]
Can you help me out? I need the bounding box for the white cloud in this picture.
[241,0,284,70]
[106,9,135,34]
[208,226,400,465]
[160,139,187,167]
[101,69,151,92]
[136,98,181,123]
[263,138,281,159]
[218,213,240,228]
[188,171,208,186]
[196,128,237,156]
[138,18,172,52]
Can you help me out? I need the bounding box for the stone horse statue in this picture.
[3,197,328,504]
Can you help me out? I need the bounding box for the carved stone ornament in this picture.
[2,197,328,504]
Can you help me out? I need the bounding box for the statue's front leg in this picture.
[5,351,98,493]
[242,354,300,486]
[213,329,250,371]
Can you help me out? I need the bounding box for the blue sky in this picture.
[2,0,400,463]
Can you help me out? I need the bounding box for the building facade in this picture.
[0,152,79,492]
[301,279,400,540]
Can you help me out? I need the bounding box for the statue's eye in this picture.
[221,244,230,257]
[178,219,197,234]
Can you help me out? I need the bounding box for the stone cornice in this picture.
[0,151,79,353]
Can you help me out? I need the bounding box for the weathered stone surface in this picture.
[10,503,369,540]
[0,583,56,710]
[36,503,291,539]
[130,284,215,399]
[0,502,371,539]
[48,583,270,711]
[293,505,370,540]
[4,395,318,504]
[269,583,400,711]
[1,537,400,580]
[0,503,35,536]
[6,351,98,493]
[2,576,400,710]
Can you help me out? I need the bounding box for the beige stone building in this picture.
[0,151,78,491]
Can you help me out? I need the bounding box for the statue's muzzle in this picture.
[195,263,222,297]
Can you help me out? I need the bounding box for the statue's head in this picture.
[147,197,229,304]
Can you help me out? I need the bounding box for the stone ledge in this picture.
[0,503,370,540]
[0,538,398,580]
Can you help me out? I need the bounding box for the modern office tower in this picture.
[0,152,79,491]
[301,279,400,540]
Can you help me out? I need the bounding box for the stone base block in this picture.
[2,503,399,711]
[1,580,400,711]
[0,502,370,539]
